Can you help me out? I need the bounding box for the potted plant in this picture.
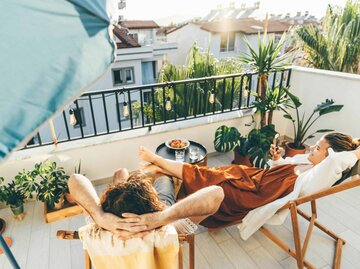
[281,89,344,156]
[214,86,289,168]
[15,168,39,200]
[214,124,277,168]
[240,33,289,127]
[250,86,292,125]
[0,178,26,220]
[35,161,70,210]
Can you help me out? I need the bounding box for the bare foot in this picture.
[113,168,129,184]
[138,146,159,164]
[139,163,165,175]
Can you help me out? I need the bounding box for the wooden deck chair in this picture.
[57,230,194,269]
[212,160,360,269]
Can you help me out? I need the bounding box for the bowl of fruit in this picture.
[165,139,190,150]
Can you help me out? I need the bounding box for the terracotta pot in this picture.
[65,193,76,204]
[232,151,253,167]
[0,218,6,234]
[285,142,306,157]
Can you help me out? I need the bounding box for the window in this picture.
[220,32,235,52]
[141,61,157,85]
[112,67,135,86]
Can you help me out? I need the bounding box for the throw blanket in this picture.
[238,149,357,239]
[79,224,179,269]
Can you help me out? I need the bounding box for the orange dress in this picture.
[178,163,298,228]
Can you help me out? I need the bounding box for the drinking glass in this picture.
[175,150,185,162]
[189,147,199,161]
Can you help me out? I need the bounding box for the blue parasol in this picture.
[0,0,118,161]
[0,0,118,267]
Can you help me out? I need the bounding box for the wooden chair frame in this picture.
[262,175,360,269]
[213,172,360,269]
[56,230,194,269]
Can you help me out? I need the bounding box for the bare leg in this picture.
[139,146,183,178]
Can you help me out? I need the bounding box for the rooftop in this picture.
[200,18,291,34]
[0,152,360,269]
[113,26,141,48]
[0,66,359,269]
[119,20,160,29]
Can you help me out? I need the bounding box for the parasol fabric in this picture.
[0,0,118,160]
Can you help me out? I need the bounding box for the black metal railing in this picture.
[24,68,291,149]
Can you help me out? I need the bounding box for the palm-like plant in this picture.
[240,33,290,127]
[251,86,292,125]
[281,89,344,149]
[295,0,360,74]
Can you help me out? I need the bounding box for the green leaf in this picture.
[214,126,241,153]
[318,105,344,115]
[283,88,302,108]
[283,114,293,120]
[316,129,334,133]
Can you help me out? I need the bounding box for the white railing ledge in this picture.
[291,66,360,81]
[7,109,254,162]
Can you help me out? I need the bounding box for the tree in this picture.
[295,0,360,74]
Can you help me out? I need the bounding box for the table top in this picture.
[156,140,207,164]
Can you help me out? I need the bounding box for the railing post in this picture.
[74,100,84,138]
[127,89,133,129]
[101,93,109,133]
[230,76,235,111]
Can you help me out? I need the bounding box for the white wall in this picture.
[91,59,142,91]
[273,67,360,145]
[0,111,254,183]
[167,24,210,65]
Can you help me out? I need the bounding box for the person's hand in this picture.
[121,211,166,231]
[270,144,284,161]
[94,211,147,235]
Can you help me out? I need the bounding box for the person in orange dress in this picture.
[130,132,360,229]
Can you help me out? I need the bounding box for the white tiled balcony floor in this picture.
[0,152,360,269]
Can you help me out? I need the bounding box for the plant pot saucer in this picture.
[0,237,12,254]
[0,219,5,234]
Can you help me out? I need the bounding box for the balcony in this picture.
[116,42,178,61]
[0,66,359,268]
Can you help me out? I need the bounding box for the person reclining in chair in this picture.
[68,168,224,239]
[120,132,360,237]
[70,132,360,239]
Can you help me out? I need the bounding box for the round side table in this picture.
[156,140,208,166]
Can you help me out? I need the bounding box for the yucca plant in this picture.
[251,86,292,125]
[240,33,290,127]
[281,89,344,149]
[295,0,360,73]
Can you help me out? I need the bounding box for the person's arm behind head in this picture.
[68,174,147,235]
[121,185,224,232]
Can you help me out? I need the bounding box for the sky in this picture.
[121,0,348,25]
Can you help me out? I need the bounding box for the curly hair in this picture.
[100,171,165,217]
[324,132,360,152]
